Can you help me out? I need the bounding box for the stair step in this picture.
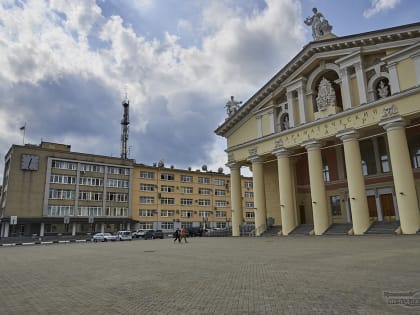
[365,221,399,235]
[324,223,352,236]
[289,224,314,235]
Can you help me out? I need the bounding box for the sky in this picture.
[0,0,419,181]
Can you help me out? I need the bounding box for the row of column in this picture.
[229,115,420,236]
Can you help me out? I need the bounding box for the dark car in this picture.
[187,227,204,237]
[144,230,164,240]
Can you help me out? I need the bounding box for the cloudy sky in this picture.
[1,0,419,180]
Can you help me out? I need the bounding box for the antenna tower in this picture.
[120,90,130,159]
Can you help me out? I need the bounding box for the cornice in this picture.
[215,22,420,137]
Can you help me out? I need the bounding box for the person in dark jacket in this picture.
[173,228,180,243]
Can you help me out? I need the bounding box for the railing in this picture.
[248,223,267,237]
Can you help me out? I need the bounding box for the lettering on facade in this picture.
[381,104,398,118]
[274,139,283,149]
[248,147,258,156]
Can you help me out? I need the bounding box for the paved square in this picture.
[0,236,419,314]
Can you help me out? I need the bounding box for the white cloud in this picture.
[363,0,401,18]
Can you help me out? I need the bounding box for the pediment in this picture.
[215,22,420,137]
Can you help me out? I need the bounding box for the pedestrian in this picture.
[173,228,180,243]
[180,226,188,243]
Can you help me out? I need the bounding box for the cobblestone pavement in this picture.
[0,236,419,315]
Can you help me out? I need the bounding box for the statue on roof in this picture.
[225,96,242,118]
[304,7,333,40]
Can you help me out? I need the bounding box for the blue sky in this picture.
[0,0,419,181]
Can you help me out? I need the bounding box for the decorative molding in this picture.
[316,77,336,111]
[274,139,284,149]
[381,104,398,118]
[248,147,258,157]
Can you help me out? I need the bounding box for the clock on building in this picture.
[20,154,39,171]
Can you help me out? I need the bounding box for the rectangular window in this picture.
[106,179,129,188]
[214,179,225,186]
[180,186,193,194]
[81,164,105,173]
[50,174,77,185]
[181,210,193,218]
[199,211,211,218]
[105,207,128,217]
[79,177,104,186]
[140,183,155,191]
[161,222,174,230]
[79,191,103,201]
[360,139,377,176]
[198,199,211,206]
[161,185,175,192]
[215,200,227,207]
[139,196,154,204]
[161,197,175,205]
[378,136,391,173]
[52,160,77,170]
[139,209,155,216]
[49,189,76,200]
[245,212,255,218]
[161,173,175,181]
[198,177,210,184]
[47,206,74,217]
[160,210,174,217]
[244,182,253,188]
[78,206,103,217]
[245,202,254,208]
[330,195,342,216]
[107,192,128,202]
[244,192,254,198]
[180,175,193,182]
[199,188,211,195]
[216,222,227,229]
[180,198,193,206]
[140,171,154,179]
[216,211,227,218]
[214,189,225,196]
[107,166,129,175]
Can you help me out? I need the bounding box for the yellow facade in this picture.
[216,22,420,236]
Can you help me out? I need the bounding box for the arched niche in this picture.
[367,72,390,102]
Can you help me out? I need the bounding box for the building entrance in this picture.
[367,196,378,219]
[299,205,306,224]
[380,194,396,221]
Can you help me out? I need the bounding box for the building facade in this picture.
[0,143,254,237]
[0,142,134,237]
[216,22,420,236]
[131,163,254,232]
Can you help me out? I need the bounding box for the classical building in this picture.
[0,143,254,237]
[0,142,134,237]
[215,20,420,236]
[131,163,254,231]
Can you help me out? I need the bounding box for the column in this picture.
[248,156,267,236]
[297,86,307,124]
[40,222,44,237]
[340,67,353,110]
[267,110,275,134]
[228,163,242,237]
[286,91,295,128]
[273,148,297,235]
[354,62,367,104]
[379,117,420,234]
[337,129,370,235]
[3,222,9,237]
[387,62,401,94]
[302,140,330,235]
[72,223,77,236]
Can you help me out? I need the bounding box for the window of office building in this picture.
[199,188,211,195]
[216,222,227,229]
[216,211,227,218]
[139,209,155,217]
[161,222,174,230]
[140,183,155,191]
[180,175,193,182]
[105,207,128,217]
[161,185,175,192]
[50,174,77,185]
[181,198,193,206]
[48,205,74,217]
[52,160,77,170]
[140,171,154,179]
[198,177,210,184]
[79,177,103,186]
[214,189,225,196]
[139,196,154,204]
[215,200,227,207]
[78,206,103,217]
[198,199,211,206]
[181,210,193,218]
[107,167,129,175]
[106,179,129,188]
[161,173,175,181]
[79,191,103,201]
[107,192,128,202]
[245,212,255,218]
[80,163,104,173]
[330,195,342,216]
[181,186,193,194]
[199,211,211,217]
[244,181,253,188]
[160,210,174,217]
[49,189,75,200]
[245,202,254,208]
[214,179,225,186]
[244,192,254,198]
[161,197,175,205]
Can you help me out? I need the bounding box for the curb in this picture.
[1,239,92,247]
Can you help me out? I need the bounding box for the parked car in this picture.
[116,230,132,241]
[132,229,147,238]
[144,230,164,240]
[92,232,117,242]
[187,227,204,237]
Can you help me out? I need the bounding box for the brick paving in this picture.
[0,236,419,314]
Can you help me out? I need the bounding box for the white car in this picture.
[132,229,146,238]
[93,232,117,242]
[116,230,132,241]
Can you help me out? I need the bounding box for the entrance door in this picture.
[380,194,396,221]
[367,196,378,219]
[299,205,306,224]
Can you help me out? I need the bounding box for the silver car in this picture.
[92,232,117,242]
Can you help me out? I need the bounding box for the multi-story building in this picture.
[0,143,255,237]
[0,142,134,237]
[216,21,420,236]
[131,163,254,232]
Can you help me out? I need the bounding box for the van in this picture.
[116,230,132,241]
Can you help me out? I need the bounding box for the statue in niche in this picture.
[377,80,390,99]
[225,96,242,117]
[281,114,290,130]
[304,7,333,40]
[316,77,336,111]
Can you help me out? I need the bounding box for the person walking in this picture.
[180,226,188,243]
[173,228,180,243]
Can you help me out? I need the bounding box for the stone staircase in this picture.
[289,224,314,236]
[324,223,353,236]
[261,225,282,237]
[365,221,400,235]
